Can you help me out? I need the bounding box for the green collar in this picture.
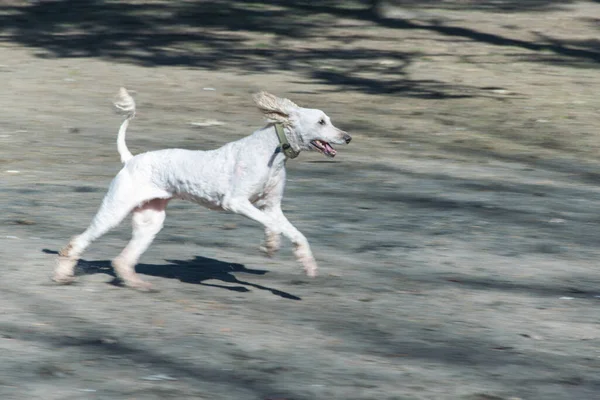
[274,123,299,159]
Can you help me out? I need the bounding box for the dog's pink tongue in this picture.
[324,143,336,156]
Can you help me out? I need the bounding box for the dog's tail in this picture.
[113,87,135,163]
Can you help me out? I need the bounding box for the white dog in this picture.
[54,88,351,290]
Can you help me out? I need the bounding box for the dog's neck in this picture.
[249,124,301,168]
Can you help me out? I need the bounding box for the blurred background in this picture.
[1,1,600,399]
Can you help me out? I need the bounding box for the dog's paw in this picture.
[259,244,278,257]
[260,232,281,257]
[304,263,318,278]
[293,244,318,277]
[301,258,318,278]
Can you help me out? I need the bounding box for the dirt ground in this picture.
[2,1,600,399]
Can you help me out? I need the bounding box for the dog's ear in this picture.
[253,91,298,125]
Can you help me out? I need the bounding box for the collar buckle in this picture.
[274,123,299,159]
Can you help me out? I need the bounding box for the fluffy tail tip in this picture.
[114,87,136,117]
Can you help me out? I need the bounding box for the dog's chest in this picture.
[250,164,285,203]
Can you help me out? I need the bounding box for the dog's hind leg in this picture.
[112,198,168,291]
[54,203,132,284]
[54,173,169,284]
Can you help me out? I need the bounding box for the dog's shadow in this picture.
[43,250,301,300]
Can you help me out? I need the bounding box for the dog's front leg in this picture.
[258,199,282,257]
[260,227,281,257]
[261,199,318,277]
[270,206,318,277]
[225,198,282,257]
[225,198,317,277]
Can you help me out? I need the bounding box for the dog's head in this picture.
[253,91,351,158]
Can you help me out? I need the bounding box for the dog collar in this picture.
[274,123,299,159]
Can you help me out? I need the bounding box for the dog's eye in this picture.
[318,119,326,125]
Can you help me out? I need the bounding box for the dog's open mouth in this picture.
[310,139,337,157]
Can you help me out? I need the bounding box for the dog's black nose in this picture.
[344,134,352,144]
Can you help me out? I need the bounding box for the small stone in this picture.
[14,219,35,225]
[190,119,225,127]
[141,374,177,381]
[549,218,566,224]
[519,333,543,340]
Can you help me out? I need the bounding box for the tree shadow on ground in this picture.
[390,19,600,64]
[42,249,301,300]
[372,0,578,12]
[0,1,485,97]
[435,275,600,299]
[0,321,310,400]
[279,1,600,63]
[0,0,596,96]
